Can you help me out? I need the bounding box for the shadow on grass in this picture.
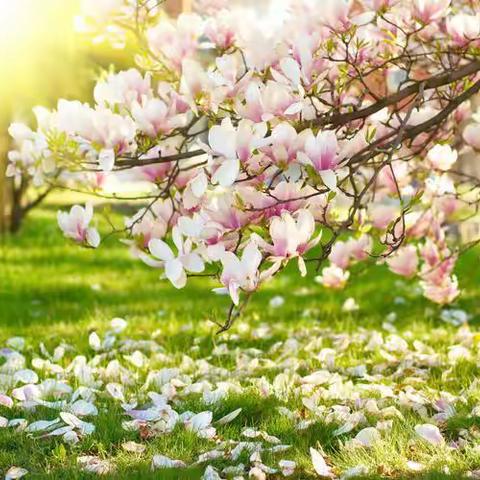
[3,207,480,335]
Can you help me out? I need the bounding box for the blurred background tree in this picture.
[0,0,132,233]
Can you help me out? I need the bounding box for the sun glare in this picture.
[0,0,81,116]
[0,0,30,45]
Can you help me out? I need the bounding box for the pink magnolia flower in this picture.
[147,14,204,70]
[235,23,283,72]
[368,0,397,9]
[369,204,399,230]
[436,195,460,218]
[216,241,263,305]
[259,209,320,276]
[265,123,308,166]
[205,191,251,231]
[321,0,352,31]
[307,192,329,223]
[288,34,328,90]
[174,157,204,190]
[148,228,204,289]
[329,241,351,270]
[56,100,136,170]
[420,256,456,286]
[328,235,372,269]
[132,138,187,183]
[126,200,174,247]
[182,171,209,210]
[89,109,137,152]
[158,81,190,114]
[132,98,183,137]
[348,235,372,261]
[424,173,456,199]
[377,161,410,194]
[57,204,100,248]
[426,145,458,171]
[55,100,95,137]
[446,13,480,46]
[236,81,302,123]
[273,57,303,89]
[414,0,450,23]
[315,265,350,290]
[463,123,480,150]
[421,276,460,305]
[420,238,441,266]
[386,245,418,278]
[137,164,172,184]
[7,122,50,184]
[179,59,214,108]
[298,130,339,190]
[405,211,433,239]
[204,11,236,50]
[94,69,151,108]
[240,181,312,220]
[454,100,471,124]
[90,109,137,170]
[209,53,250,99]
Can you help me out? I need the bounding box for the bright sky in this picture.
[0,0,81,120]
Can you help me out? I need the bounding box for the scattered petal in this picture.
[415,424,445,446]
[310,447,333,478]
[152,454,186,469]
[5,466,28,480]
[216,408,242,425]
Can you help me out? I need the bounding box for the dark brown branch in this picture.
[114,149,205,169]
[310,60,480,129]
[347,77,480,167]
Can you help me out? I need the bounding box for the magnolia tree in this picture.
[8,0,480,330]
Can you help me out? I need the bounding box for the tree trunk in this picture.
[164,0,192,16]
[9,193,24,234]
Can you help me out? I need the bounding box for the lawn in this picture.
[1,201,480,479]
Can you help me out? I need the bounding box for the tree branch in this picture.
[310,60,480,129]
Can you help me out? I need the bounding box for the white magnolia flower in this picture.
[426,144,457,171]
[215,241,262,305]
[206,118,271,187]
[149,227,204,288]
[57,203,100,248]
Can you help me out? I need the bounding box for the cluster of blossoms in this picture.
[8,0,480,323]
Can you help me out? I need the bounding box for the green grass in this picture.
[1,201,480,479]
